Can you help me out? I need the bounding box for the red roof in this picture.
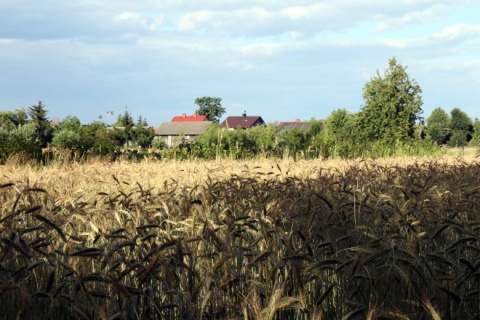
[277,119,301,128]
[220,113,265,129]
[171,113,207,122]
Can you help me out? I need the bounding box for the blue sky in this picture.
[1,1,479,126]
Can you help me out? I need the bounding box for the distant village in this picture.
[154,111,314,148]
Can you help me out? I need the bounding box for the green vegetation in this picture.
[28,101,53,148]
[0,122,42,163]
[1,56,479,319]
[448,107,474,147]
[357,57,423,145]
[426,107,450,145]
[0,58,479,163]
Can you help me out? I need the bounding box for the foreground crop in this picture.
[1,158,480,319]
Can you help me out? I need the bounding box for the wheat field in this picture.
[1,155,480,319]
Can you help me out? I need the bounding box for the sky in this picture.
[1,1,479,126]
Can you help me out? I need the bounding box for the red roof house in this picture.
[220,112,265,129]
[277,119,302,128]
[171,113,207,122]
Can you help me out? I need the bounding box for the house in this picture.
[276,119,313,134]
[171,113,207,122]
[220,111,265,129]
[155,121,212,148]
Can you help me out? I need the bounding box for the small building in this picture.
[220,111,265,129]
[276,119,313,134]
[155,121,212,148]
[171,113,207,122]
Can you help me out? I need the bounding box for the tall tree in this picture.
[194,97,225,123]
[28,100,53,147]
[426,107,450,145]
[112,109,135,147]
[450,107,473,133]
[114,109,135,129]
[357,58,423,145]
[448,107,473,147]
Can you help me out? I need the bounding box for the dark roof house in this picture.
[220,112,265,129]
[171,113,207,122]
[155,121,212,148]
[276,119,312,134]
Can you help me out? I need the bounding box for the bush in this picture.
[0,124,42,163]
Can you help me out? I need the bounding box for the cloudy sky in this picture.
[1,1,479,126]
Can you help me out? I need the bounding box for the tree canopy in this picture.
[28,100,53,147]
[426,107,450,145]
[357,58,423,145]
[0,109,27,131]
[194,97,225,123]
[450,107,473,133]
[448,107,473,147]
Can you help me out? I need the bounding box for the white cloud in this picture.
[177,10,218,31]
[374,4,447,31]
[238,42,282,56]
[115,12,142,21]
[432,24,480,42]
[281,6,310,20]
[1,0,480,123]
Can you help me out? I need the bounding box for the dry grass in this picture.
[1,154,480,319]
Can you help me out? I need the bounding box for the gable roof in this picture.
[171,113,207,122]
[276,122,313,134]
[220,113,265,129]
[155,121,212,136]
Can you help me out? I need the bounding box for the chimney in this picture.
[182,113,186,118]
[296,119,300,123]
[242,110,247,117]
[193,113,197,117]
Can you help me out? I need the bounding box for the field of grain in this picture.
[1,155,480,319]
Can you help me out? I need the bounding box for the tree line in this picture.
[1,58,479,163]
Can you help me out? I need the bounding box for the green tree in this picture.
[80,121,116,156]
[132,123,155,149]
[194,97,225,123]
[114,109,135,128]
[28,101,53,147]
[448,130,468,147]
[193,123,223,159]
[449,108,473,146]
[471,118,480,151]
[426,107,450,145]
[315,109,359,158]
[51,115,83,149]
[285,129,307,151]
[52,130,81,150]
[0,109,27,131]
[249,123,277,156]
[357,58,423,145]
[111,109,135,147]
[307,118,323,137]
[450,107,473,132]
[58,115,81,131]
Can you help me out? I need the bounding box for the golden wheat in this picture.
[0,155,479,319]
